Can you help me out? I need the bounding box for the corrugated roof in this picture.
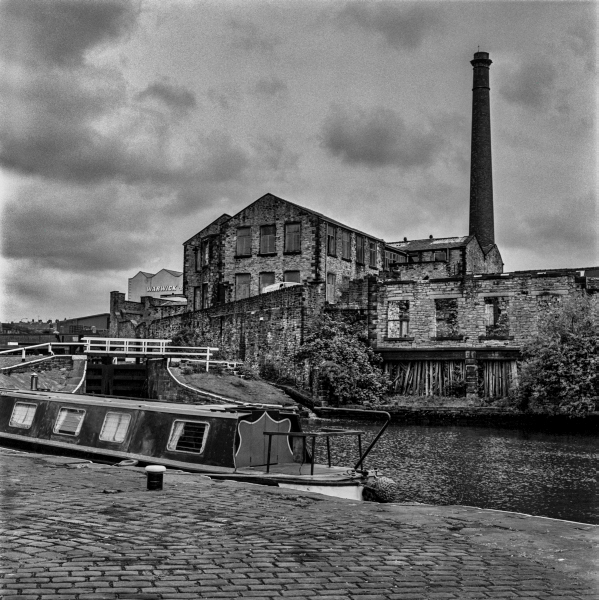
[388,236,472,252]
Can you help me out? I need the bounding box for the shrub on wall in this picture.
[295,313,389,405]
[514,293,598,416]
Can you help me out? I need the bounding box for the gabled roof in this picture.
[388,236,473,252]
[129,271,155,279]
[159,269,183,277]
[233,193,387,242]
[182,213,232,245]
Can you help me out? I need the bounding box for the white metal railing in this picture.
[82,338,220,372]
[0,342,84,363]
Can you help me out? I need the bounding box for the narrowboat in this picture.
[0,388,389,501]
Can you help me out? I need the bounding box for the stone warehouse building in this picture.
[182,193,407,311]
[109,51,598,399]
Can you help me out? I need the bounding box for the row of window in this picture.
[9,403,209,454]
[235,271,301,300]
[326,224,379,267]
[236,223,300,257]
[387,297,514,338]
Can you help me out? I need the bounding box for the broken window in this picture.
[435,298,459,337]
[9,402,37,429]
[167,421,209,454]
[100,412,131,443]
[369,241,377,267]
[484,297,509,336]
[54,407,86,436]
[387,300,410,338]
[434,251,447,261]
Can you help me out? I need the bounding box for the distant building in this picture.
[128,269,184,302]
[56,313,110,336]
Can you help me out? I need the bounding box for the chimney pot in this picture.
[403,237,407,242]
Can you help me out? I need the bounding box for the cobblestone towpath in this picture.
[1,447,597,600]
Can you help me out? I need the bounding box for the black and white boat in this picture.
[0,388,390,500]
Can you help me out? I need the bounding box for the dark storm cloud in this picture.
[321,106,443,169]
[1,184,150,273]
[136,81,197,115]
[499,59,558,110]
[340,2,441,50]
[0,0,138,67]
[251,77,288,99]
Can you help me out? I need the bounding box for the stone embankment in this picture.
[0,446,597,599]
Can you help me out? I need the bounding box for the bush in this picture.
[514,293,598,416]
[295,313,389,405]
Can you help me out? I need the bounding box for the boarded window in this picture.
[369,241,377,267]
[202,283,209,309]
[485,297,509,336]
[9,402,37,429]
[387,300,410,338]
[327,224,337,256]
[284,271,301,283]
[54,408,86,436]
[326,272,336,303]
[259,272,275,293]
[284,223,301,252]
[435,298,459,337]
[236,227,251,256]
[236,274,251,300]
[356,236,365,263]
[194,286,202,311]
[100,412,131,443]
[260,224,276,254]
[167,421,208,454]
[341,230,351,260]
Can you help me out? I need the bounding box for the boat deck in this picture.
[237,462,356,479]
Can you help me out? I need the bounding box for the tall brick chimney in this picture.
[469,51,494,251]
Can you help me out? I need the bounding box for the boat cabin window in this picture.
[167,420,209,454]
[54,408,86,436]
[99,412,131,443]
[9,402,37,429]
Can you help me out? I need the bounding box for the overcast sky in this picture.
[0,0,596,321]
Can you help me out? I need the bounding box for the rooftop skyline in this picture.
[0,0,596,320]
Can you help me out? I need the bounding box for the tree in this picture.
[295,313,389,405]
[515,293,598,415]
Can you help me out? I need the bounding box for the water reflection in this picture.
[303,418,599,524]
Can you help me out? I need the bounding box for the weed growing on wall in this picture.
[295,313,389,405]
[515,293,598,415]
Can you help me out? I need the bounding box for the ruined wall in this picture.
[375,271,584,349]
[466,239,503,274]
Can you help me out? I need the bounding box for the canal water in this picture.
[303,417,599,525]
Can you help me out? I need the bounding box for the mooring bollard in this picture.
[145,465,167,491]
[30,374,38,391]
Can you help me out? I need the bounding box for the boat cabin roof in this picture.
[0,388,296,420]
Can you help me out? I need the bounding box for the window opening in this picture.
[201,283,209,309]
[284,223,301,253]
[236,227,251,256]
[54,407,86,436]
[341,230,351,260]
[387,300,410,337]
[260,224,276,254]
[259,272,275,293]
[167,421,209,454]
[194,286,202,311]
[369,241,377,267]
[236,274,251,300]
[284,271,301,283]
[100,412,131,443]
[356,236,364,264]
[435,298,459,337]
[326,272,336,303]
[327,224,337,256]
[434,250,447,261]
[9,402,37,429]
[484,297,509,336]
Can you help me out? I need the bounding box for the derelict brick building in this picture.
[110,51,598,399]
